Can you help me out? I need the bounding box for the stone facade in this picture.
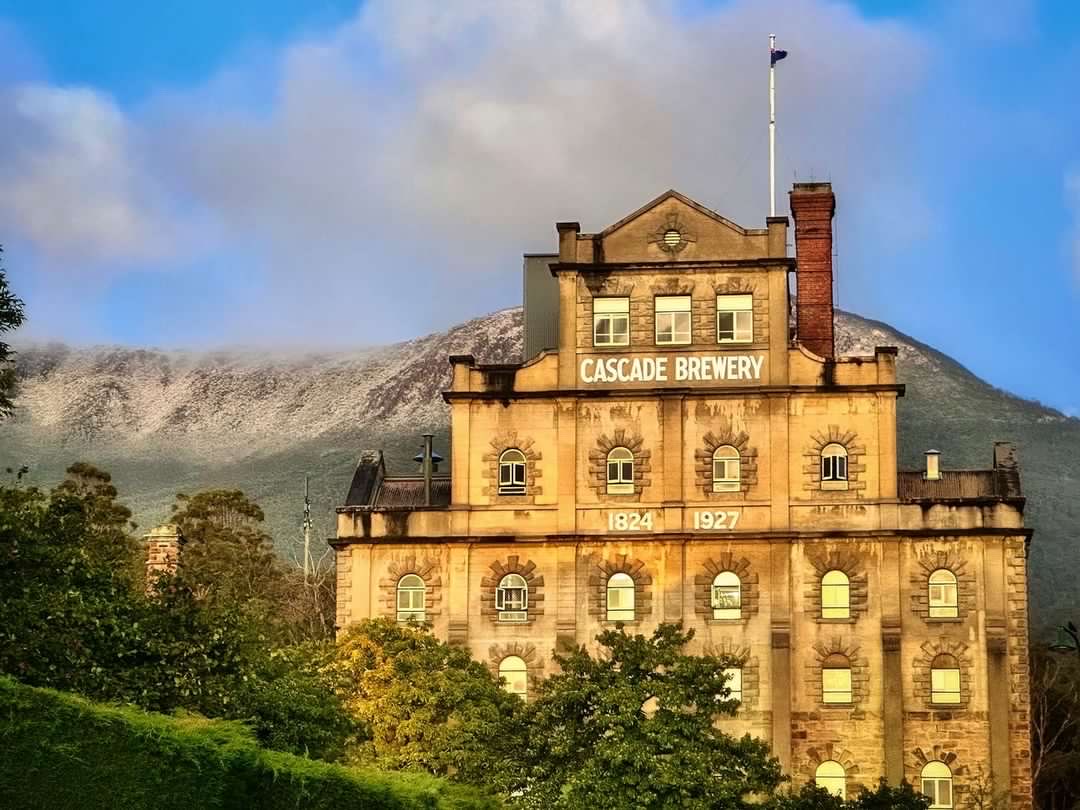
[332,187,1033,807]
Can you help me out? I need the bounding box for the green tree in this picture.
[845,779,930,810]
[171,489,286,608]
[507,623,783,809]
[0,246,25,417]
[324,618,520,783]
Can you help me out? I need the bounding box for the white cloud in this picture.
[1,0,936,342]
[0,84,174,265]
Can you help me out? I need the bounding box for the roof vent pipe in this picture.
[422,434,434,506]
[924,449,941,481]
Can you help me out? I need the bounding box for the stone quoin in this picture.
[331,186,1033,807]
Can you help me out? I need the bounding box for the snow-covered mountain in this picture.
[3,308,1076,631]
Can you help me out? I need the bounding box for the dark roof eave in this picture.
[549,258,796,275]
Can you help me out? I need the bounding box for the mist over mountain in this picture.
[3,308,1075,632]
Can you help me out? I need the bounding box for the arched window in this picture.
[721,666,742,705]
[606,572,636,621]
[499,655,528,697]
[396,574,426,623]
[930,653,962,705]
[498,449,527,495]
[821,443,849,490]
[928,569,959,618]
[496,573,529,622]
[712,445,741,492]
[822,653,853,704]
[815,760,847,799]
[607,447,635,495]
[821,570,851,619]
[921,761,953,809]
[711,571,742,620]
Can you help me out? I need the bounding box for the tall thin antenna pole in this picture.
[303,475,312,586]
[769,33,777,217]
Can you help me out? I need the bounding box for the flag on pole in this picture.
[770,47,788,65]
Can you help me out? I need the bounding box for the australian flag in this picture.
[770,47,788,66]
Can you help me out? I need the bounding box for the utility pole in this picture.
[303,475,312,586]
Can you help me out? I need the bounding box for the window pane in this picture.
[722,667,742,702]
[594,297,629,314]
[656,295,691,313]
[718,294,752,311]
[717,311,735,341]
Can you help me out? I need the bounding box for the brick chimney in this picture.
[790,182,836,359]
[144,523,184,592]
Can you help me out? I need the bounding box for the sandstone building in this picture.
[332,185,1033,807]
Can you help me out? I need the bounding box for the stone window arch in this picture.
[809,639,868,708]
[805,549,868,623]
[803,745,861,799]
[379,555,442,623]
[606,447,635,494]
[928,569,959,618]
[488,642,543,700]
[706,639,759,711]
[588,555,652,622]
[498,655,528,697]
[803,426,866,496]
[914,640,972,710]
[695,427,758,497]
[910,747,967,807]
[815,761,847,799]
[395,574,426,623]
[695,553,760,624]
[481,555,545,625]
[911,549,974,622]
[482,430,542,502]
[588,429,651,501]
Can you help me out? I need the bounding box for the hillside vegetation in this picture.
[2,307,1075,632]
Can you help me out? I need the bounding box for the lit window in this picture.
[921,762,953,809]
[606,447,635,495]
[655,295,692,345]
[930,654,962,705]
[822,653,852,704]
[711,571,742,620]
[496,573,529,622]
[815,761,847,799]
[593,297,630,347]
[712,445,741,492]
[721,666,742,704]
[821,443,849,490]
[717,294,753,343]
[396,574,426,623]
[499,655,528,697]
[498,449,527,495]
[821,570,850,619]
[928,569,959,618]
[607,572,636,621]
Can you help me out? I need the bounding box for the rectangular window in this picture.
[931,669,962,704]
[923,779,952,809]
[593,297,630,347]
[716,294,753,343]
[822,669,853,704]
[655,295,692,345]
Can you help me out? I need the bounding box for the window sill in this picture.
[821,481,850,492]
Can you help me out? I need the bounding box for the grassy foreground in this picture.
[0,676,500,810]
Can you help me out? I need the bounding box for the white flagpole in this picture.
[769,33,776,217]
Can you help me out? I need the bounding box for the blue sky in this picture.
[0,0,1077,415]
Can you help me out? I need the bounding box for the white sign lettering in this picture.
[692,510,741,530]
[580,354,763,385]
[607,511,655,532]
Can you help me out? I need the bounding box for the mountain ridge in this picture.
[3,307,1075,631]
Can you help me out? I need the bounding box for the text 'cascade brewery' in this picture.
[332,184,1034,808]
[579,354,765,385]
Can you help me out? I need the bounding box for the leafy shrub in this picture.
[0,676,499,810]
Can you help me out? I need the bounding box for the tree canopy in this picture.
[0,246,25,418]
[506,623,782,809]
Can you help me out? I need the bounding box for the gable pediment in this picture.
[595,190,769,263]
